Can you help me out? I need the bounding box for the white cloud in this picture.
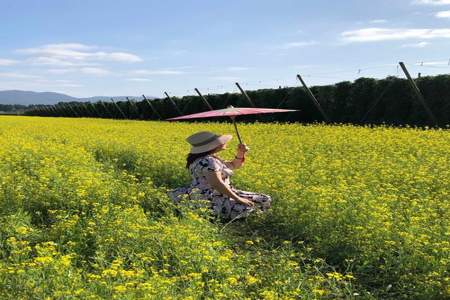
[46,67,110,76]
[370,19,388,24]
[100,52,142,62]
[30,56,99,67]
[17,43,142,66]
[0,59,19,66]
[0,72,41,79]
[341,27,450,42]
[35,79,83,88]
[131,69,185,75]
[127,78,152,82]
[413,0,450,5]
[0,77,83,91]
[79,67,110,75]
[401,41,430,47]
[277,41,317,49]
[46,68,77,74]
[436,10,450,17]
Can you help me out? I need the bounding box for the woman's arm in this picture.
[224,143,248,169]
[204,171,252,205]
[224,156,244,170]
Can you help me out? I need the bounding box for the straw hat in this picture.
[186,131,232,154]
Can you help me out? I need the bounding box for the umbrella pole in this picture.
[230,116,243,144]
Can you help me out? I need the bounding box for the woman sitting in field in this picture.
[168,131,272,220]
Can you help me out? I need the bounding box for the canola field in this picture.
[0,116,448,299]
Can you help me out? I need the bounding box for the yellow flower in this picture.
[260,290,277,300]
[16,226,30,235]
[34,256,54,265]
[113,285,127,293]
[245,275,258,285]
[227,276,239,285]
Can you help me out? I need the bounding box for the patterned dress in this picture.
[168,154,272,220]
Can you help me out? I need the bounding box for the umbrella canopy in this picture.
[166,105,298,120]
[166,105,299,144]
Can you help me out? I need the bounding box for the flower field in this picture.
[0,116,448,299]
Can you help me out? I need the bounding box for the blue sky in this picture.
[1,0,450,98]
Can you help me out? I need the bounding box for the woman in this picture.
[168,131,272,220]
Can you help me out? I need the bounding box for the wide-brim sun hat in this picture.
[186,131,232,154]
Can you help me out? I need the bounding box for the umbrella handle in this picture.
[230,116,243,144]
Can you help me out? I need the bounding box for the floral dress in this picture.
[167,154,272,220]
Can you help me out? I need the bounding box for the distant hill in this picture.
[0,90,77,105]
[0,90,143,105]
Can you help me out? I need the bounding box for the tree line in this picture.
[24,75,450,127]
[0,104,28,114]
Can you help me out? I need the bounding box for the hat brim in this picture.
[190,134,232,154]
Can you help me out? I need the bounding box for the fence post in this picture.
[360,80,394,123]
[142,95,162,120]
[99,100,112,118]
[235,82,255,107]
[126,97,139,118]
[48,105,55,116]
[164,92,183,115]
[296,74,330,123]
[68,103,81,117]
[194,88,214,110]
[40,105,50,116]
[399,62,438,126]
[75,103,85,118]
[55,103,67,117]
[89,102,102,118]
[111,98,127,119]
[34,105,43,116]
[80,102,92,117]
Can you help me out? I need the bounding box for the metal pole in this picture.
[235,82,255,107]
[296,74,330,123]
[88,102,101,118]
[55,103,66,117]
[126,97,139,118]
[111,98,127,119]
[194,88,214,110]
[74,103,86,117]
[142,95,162,120]
[164,92,183,115]
[34,105,43,116]
[99,100,112,118]
[360,80,394,123]
[51,105,61,116]
[39,105,49,116]
[60,103,72,117]
[181,97,194,114]
[399,62,438,126]
[65,103,80,118]
[80,102,93,117]
[47,105,57,116]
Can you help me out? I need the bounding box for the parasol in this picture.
[166,105,299,144]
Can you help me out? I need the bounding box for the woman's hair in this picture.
[186,147,220,169]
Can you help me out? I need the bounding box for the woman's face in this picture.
[215,142,228,152]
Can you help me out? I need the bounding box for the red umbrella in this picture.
[166,105,298,143]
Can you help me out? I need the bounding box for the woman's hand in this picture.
[236,197,255,207]
[237,143,250,156]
